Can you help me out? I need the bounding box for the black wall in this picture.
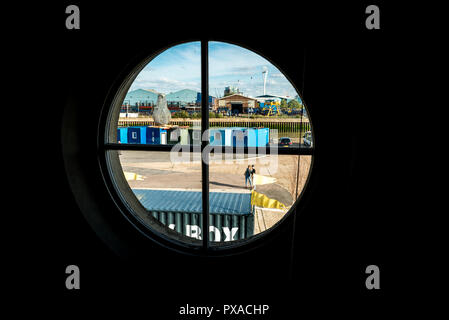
[6,1,434,317]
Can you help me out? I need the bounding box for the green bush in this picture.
[172,110,189,118]
[190,112,201,119]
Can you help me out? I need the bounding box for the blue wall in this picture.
[146,127,167,144]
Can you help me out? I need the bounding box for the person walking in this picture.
[244,165,253,189]
[250,164,256,190]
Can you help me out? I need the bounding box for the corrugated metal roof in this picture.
[125,89,159,105]
[133,189,252,215]
[125,88,200,104]
[166,89,198,102]
[217,94,257,101]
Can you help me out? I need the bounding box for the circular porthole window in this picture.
[100,40,314,254]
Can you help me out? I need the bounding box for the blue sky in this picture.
[129,41,299,98]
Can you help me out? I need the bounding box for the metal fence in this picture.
[118,119,311,136]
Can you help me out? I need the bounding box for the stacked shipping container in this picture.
[117,126,269,147]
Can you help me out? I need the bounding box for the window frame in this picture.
[97,39,314,256]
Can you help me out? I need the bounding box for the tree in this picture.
[280,99,288,111]
[287,99,302,110]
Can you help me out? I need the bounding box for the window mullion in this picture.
[103,143,314,155]
[201,39,210,251]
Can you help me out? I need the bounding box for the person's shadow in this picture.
[209,180,246,189]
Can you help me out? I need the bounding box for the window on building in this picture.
[101,40,314,252]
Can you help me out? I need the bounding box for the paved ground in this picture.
[119,150,312,235]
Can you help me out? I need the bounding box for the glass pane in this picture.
[105,41,206,245]
[208,41,313,149]
[109,41,202,146]
[251,154,312,235]
[207,41,313,244]
[206,149,312,243]
[112,150,204,244]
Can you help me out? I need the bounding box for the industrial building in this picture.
[223,86,243,96]
[124,88,198,106]
[216,94,258,115]
[123,88,159,106]
[255,94,302,104]
[122,88,215,115]
[196,92,216,110]
[166,89,198,104]
[121,88,302,116]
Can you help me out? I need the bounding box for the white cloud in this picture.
[128,41,300,98]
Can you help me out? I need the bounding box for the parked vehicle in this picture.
[279,137,292,147]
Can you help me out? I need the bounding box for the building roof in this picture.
[125,89,159,104]
[166,89,198,103]
[133,189,252,215]
[255,94,291,100]
[125,88,200,104]
[217,94,257,101]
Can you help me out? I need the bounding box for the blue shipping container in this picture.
[232,128,258,147]
[209,128,233,146]
[127,126,147,144]
[247,129,258,147]
[117,127,128,143]
[256,128,270,147]
[133,189,254,241]
[146,126,168,145]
